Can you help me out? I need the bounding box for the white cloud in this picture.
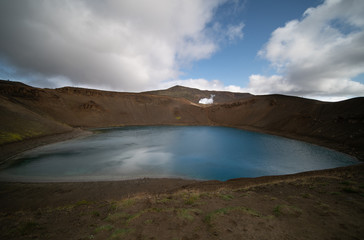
[159,78,223,90]
[304,95,354,102]
[254,0,364,98]
[159,78,245,93]
[245,75,296,95]
[0,0,246,92]
[227,23,245,41]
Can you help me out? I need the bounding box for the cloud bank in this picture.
[158,0,364,100]
[250,0,364,98]
[158,78,244,93]
[0,0,243,91]
[1,0,362,101]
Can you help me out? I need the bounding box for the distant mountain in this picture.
[0,79,363,161]
[144,85,252,104]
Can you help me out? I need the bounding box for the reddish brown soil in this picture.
[0,165,363,240]
[1,80,363,162]
[144,85,252,104]
[1,80,364,239]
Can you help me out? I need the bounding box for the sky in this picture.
[0,0,364,101]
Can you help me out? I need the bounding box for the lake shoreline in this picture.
[1,126,363,239]
[0,125,359,182]
[0,123,362,171]
[233,124,363,160]
[0,128,92,169]
[1,164,363,239]
[1,164,362,211]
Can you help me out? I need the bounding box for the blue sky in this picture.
[183,0,322,86]
[0,0,363,101]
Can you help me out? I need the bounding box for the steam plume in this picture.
[199,94,215,104]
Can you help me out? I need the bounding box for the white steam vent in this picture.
[199,94,215,104]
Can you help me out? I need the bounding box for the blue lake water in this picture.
[0,126,358,181]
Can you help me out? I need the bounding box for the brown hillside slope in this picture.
[0,81,73,144]
[0,80,209,142]
[207,95,364,159]
[47,87,209,127]
[0,80,363,161]
[145,85,252,104]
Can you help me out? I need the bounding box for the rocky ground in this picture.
[1,80,364,239]
[0,164,363,240]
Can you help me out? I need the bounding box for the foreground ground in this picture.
[0,164,363,240]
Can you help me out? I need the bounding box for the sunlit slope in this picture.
[0,80,363,159]
[145,85,252,104]
[43,87,209,127]
[0,80,209,134]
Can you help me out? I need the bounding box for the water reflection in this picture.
[0,126,358,181]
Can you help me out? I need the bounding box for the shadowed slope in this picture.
[0,80,209,145]
[0,81,73,145]
[0,80,363,161]
[207,95,364,159]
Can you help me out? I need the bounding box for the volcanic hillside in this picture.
[145,85,252,104]
[0,79,363,161]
